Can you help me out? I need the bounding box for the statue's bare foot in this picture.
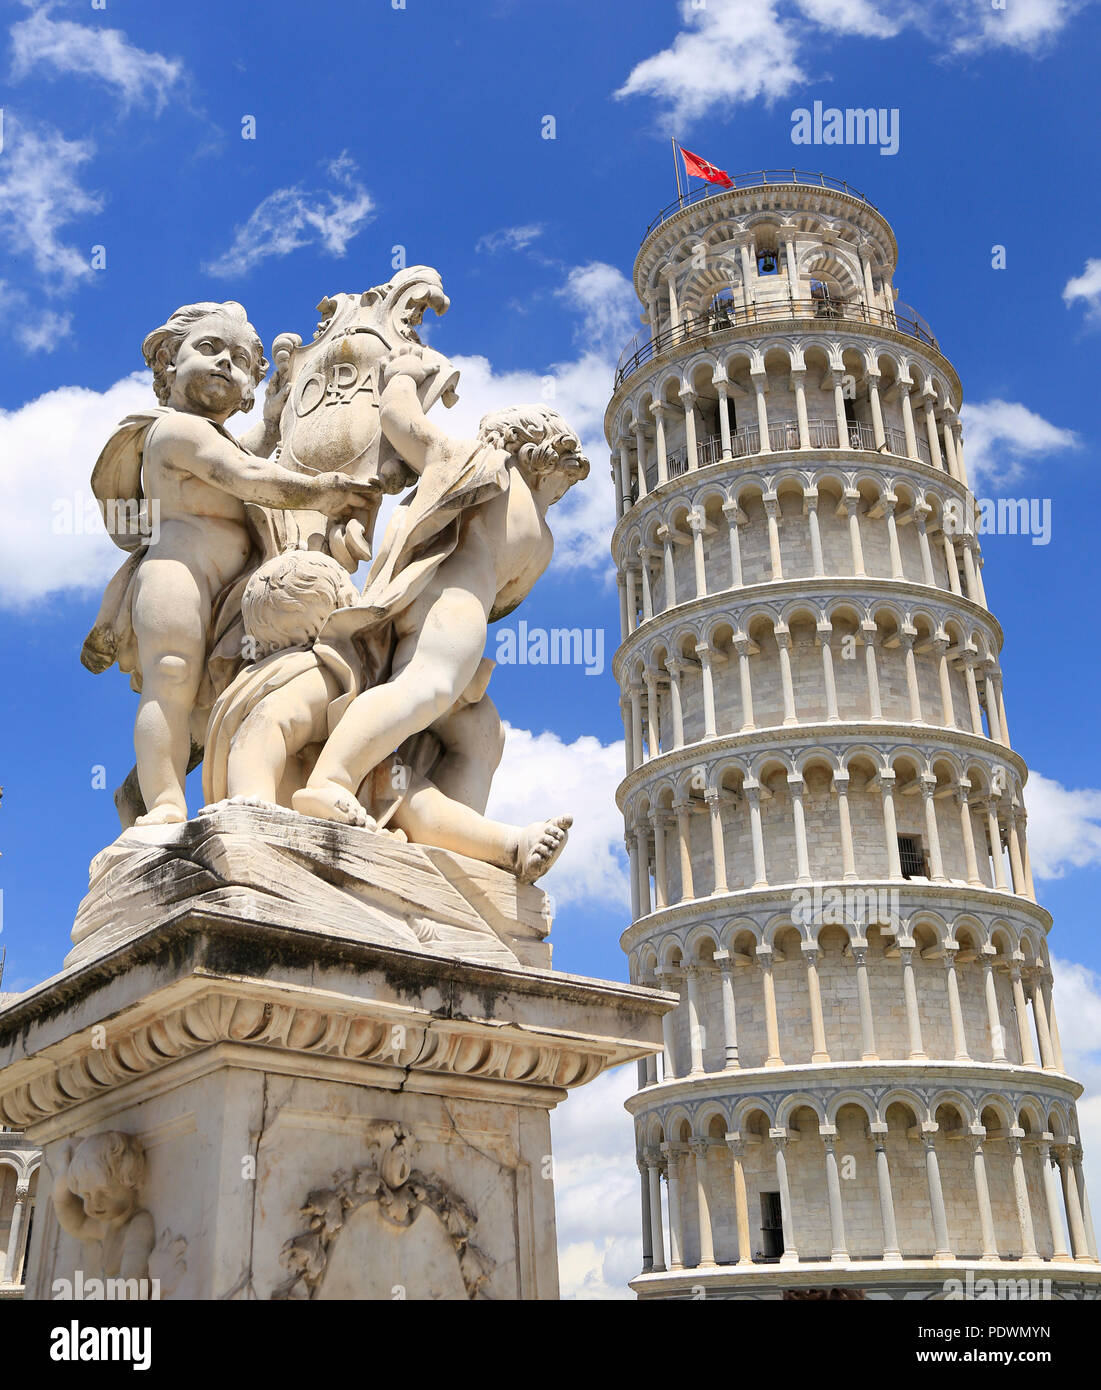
[292,783,374,828]
[135,803,187,826]
[199,796,282,815]
[515,815,572,882]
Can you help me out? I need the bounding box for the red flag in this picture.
[679,146,733,188]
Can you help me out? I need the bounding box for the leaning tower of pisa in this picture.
[606,170,1101,1300]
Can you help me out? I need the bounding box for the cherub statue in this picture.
[201,550,571,881]
[51,1132,155,1284]
[291,350,590,832]
[81,301,376,826]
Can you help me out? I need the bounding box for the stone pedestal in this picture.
[0,806,667,1301]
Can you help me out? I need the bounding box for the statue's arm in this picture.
[151,416,373,513]
[379,376,454,477]
[52,1170,95,1241]
[119,1209,156,1281]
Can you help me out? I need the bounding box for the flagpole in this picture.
[671,136,685,207]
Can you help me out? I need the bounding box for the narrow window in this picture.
[761,1191,784,1259]
[897,834,926,879]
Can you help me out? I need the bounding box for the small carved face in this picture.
[168,317,259,417]
[74,1181,136,1224]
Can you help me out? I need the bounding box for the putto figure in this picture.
[51,1132,155,1284]
[81,301,374,826]
[293,349,590,829]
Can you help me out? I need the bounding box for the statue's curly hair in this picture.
[68,1131,146,1196]
[477,404,589,488]
[142,301,269,409]
[242,552,360,656]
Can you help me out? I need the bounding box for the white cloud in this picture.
[958,398,1078,491]
[486,724,629,910]
[204,153,374,279]
[1049,955,1101,1217]
[1025,771,1101,880]
[0,113,102,290]
[1063,258,1101,324]
[475,223,544,254]
[549,1064,640,1299]
[10,6,184,111]
[616,0,1081,123]
[557,261,640,359]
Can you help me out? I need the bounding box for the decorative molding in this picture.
[273,1123,494,1301]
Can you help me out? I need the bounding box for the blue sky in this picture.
[1,0,1100,1297]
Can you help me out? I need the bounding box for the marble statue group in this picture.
[81,267,588,883]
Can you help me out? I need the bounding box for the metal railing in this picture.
[627,421,932,505]
[615,296,937,389]
[643,170,878,239]
[0,1133,34,1151]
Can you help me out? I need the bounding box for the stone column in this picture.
[664,268,680,338]
[646,1150,666,1271]
[633,424,649,500]
[770,1131,799,1262]
[714,949,739,1067]
[899,946,927,1059]
[724,502,746,587]
[658,969,679,1078]
[943,948,971,1061]
[981,950,1008,1062]
[923,395,944,469]
[638,1156,654,1272]
[1039,1140,1072,1261]
[853,944,878,1058]
[843,489,866,574]
[690,1140,717,1268]
[983,669,1004,744]
[871,1126,902,1259]
[956,783,982,884]
[734,635,756,731]
[1008,1131,1039,1259]
[899,385,918,462]
[695,642,718,739]
[859,370,882,450]
[1041,975,1066,1071]
[803,943,830,1062]
[831,370,850,447]
[969,1130,1000,1260]
[1072,1148,1098,1261]
[934,637,957,727]
[1056,1146,1092,1262]
[628,681,643,771]
[804,489,825,575]
[822,1129,849,1261]
[662,1143,686,1270]
[775,628,798,726]
[879,772,903,878]
[942,411,961,481]
[915,510,936,585]
[884,497,905,578]
[616,573,629,644]
[763,496,784,580]
[705,789,728,895]
[716,381,732,460]
[819,626,840,722]
[898,630,924,724]
[785,236,799,295]
[614,443,628,517]
[659,529,677,612]
[757,945,782,1065]
[1030,975,1056,1070]
[3,1183,29,1285]
[922,1127,953,1260]
[650,810,668,910]
[683,962,704,1074]
[681,389,700,471]
[791,368,811,449]
[674,800,696,903]
[752,372,771,453]
[688,510,708,598]
[651,402,669,486]
[633,821,651,916]
[624,568,639,636]
[995,675,1012,749]
[1010,964,1039,1068]
[921,777,945,881]
[626,834,640,920]
[862,621,883,720]
[642,667,660,757]
[984,800,1010,891]
[835,773,857,880]
[745,784,768,888]
[1006,813,1028,898]
[789,777,813,885]
[637,546,655,625]
[726,1134,754,1265]
[666,659,685,748]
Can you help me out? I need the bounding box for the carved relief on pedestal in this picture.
[274,1122,495,1301]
